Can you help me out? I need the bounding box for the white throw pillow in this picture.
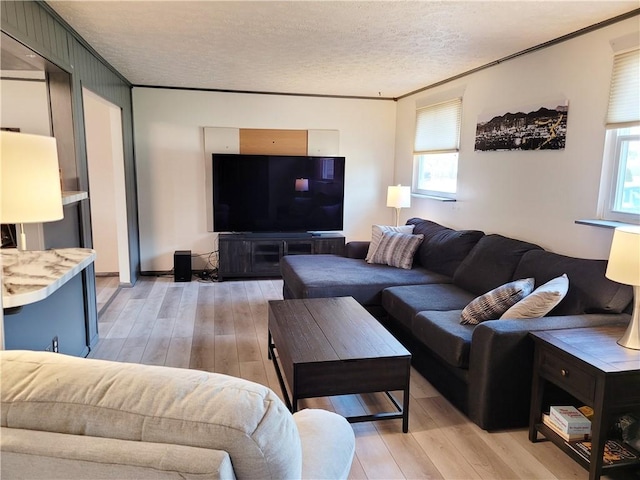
[501,274,569,319]
[365,224,415,263]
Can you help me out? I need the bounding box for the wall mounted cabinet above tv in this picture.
[212,154,345,233]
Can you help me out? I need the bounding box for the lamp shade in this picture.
[606,226,640,286]
[1,131,63,224]
[295,178,309,192]
[386,184,411,209]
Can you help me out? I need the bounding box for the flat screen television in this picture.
[212,154,345,233]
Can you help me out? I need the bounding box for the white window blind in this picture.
[606,49,640,129]
[414,98,462,154]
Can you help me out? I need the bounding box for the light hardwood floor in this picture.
[95,275,120,314]
[91,276,630,480]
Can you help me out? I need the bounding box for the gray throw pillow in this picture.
[370,231,424,269]
[365,224,415,262]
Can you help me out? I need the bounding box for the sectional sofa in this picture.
[280,217,633,430]
[1,350,355,479]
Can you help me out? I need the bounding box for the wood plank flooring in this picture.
[95,275,120,314]
[91,276,631,480]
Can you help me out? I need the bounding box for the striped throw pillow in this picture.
[365,224,415,262]
[370,231,424,269]
[460,278,535,325]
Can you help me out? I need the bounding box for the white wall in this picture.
[0,76,49,135]
[395,16,639,259]
[1,77,51,250]
[133,17,637,272]
[133,89,397,271]
[84,90,119,273]
[84,88,130,283]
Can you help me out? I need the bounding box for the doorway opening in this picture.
[82,88,130,312]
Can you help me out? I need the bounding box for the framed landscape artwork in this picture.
[475,100,568,151]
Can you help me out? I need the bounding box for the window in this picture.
[413,98,462,198]
[600,49,640,223]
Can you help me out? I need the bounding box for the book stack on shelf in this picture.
[543,406,591,442]
[567,439,640,466]
[542,406,640,466]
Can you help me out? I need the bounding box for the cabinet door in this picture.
[252,241,283,274]
[219,239,252,276]
[285,240,313,256]
[314,238,345,255]
[3,274,88,357]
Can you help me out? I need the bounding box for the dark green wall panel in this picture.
[2,1,141,355]
[3,0,71,71]
[1,0,140,287]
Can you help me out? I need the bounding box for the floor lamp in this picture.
[1,131,64,250]
[606,225,640,350]
[387,184,411,227]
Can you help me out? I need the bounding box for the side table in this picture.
[528,325,640,480]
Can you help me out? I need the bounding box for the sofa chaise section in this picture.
[281,254,450,315]
[281,218,484,317]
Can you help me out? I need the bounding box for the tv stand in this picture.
[217,232,345,281]
[240,232,314,239]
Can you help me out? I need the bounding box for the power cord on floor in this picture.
[192,250,219,282]
[195,269,218,282]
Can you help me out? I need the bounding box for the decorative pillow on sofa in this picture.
[460,278,535,325]
[369,231,424,269]
[501,274,569,319]
[365,224,415,262]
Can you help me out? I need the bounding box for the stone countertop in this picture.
[2,248,96,308]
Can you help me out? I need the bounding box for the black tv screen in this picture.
[212,154,345,233]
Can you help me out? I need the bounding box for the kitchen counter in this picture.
[2,248,96,309]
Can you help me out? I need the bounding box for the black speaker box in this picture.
[174,250,192,282]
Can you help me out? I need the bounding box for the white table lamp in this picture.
[605,225,640,350]
[387,184,411,227]
[1,131,64,250]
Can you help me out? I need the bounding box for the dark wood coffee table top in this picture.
[269,296,409,362]
[268,296,411,432]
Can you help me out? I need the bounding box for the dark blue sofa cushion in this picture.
[453,234,543,295]
[407,218,484,276]
[513,250,633,315]
[280,254,451,307]
[382,284,475,330]
[412,309,473,369]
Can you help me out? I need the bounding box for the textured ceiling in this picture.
[47,1,639,99]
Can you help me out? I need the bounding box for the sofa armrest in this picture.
[295,409,355,480]
[345,241,370,259]
[467,313,630,430]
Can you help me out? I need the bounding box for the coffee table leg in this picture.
[402,385,410,433]
[267,329,296,412]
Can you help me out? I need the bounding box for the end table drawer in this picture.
[539,349,595,402]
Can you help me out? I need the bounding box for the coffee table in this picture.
[268,296,411,432]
